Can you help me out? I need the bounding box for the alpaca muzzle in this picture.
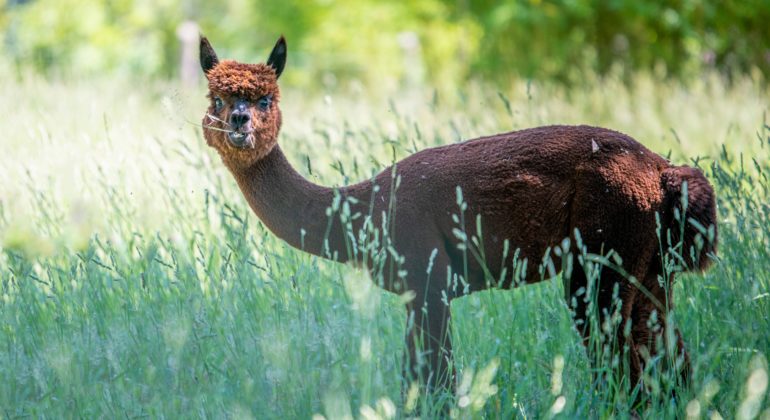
[227,99,255,148]
[228,130,254,148]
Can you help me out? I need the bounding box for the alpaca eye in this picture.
[258,95,272,111]
[214,97,224,111]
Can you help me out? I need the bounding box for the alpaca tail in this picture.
[660,166,718,272]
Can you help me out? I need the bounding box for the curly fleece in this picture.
[205,60,281,102]
[203,60,282,169]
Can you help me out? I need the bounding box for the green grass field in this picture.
[1,72,768,418]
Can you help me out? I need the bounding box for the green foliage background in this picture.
[2,0,769,86]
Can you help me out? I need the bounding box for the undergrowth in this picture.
[0,74,768,418]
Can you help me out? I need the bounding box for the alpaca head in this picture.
[200,36,287,168]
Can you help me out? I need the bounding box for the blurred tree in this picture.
[452,0,770,83]
[1,0,768,85]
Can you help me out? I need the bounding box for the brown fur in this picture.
[206,60,281,102]
[660,166,718,271]
[200,37,718,397]
[203,60,282,168]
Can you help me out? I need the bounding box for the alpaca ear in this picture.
[266,36,287,78]
[200,36,219,76]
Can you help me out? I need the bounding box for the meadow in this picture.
[0,71,768,418]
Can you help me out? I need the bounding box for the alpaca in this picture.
[198,36,717,395]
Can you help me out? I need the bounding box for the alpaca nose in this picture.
[230,101,251,129]
[230,111,250,129]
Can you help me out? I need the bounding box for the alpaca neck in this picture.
[227,145,355,261]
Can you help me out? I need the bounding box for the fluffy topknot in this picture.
[206,60,281,102]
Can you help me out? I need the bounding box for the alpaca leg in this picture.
[664,272,692,387]
[565,266,640,389]
[631,293,691,388]
[403,292,453,393]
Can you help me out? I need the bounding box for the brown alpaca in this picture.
[199,36,717,395]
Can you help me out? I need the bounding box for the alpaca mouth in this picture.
[228,130,254,148]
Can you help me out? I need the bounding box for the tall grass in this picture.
[0,72,768,418]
